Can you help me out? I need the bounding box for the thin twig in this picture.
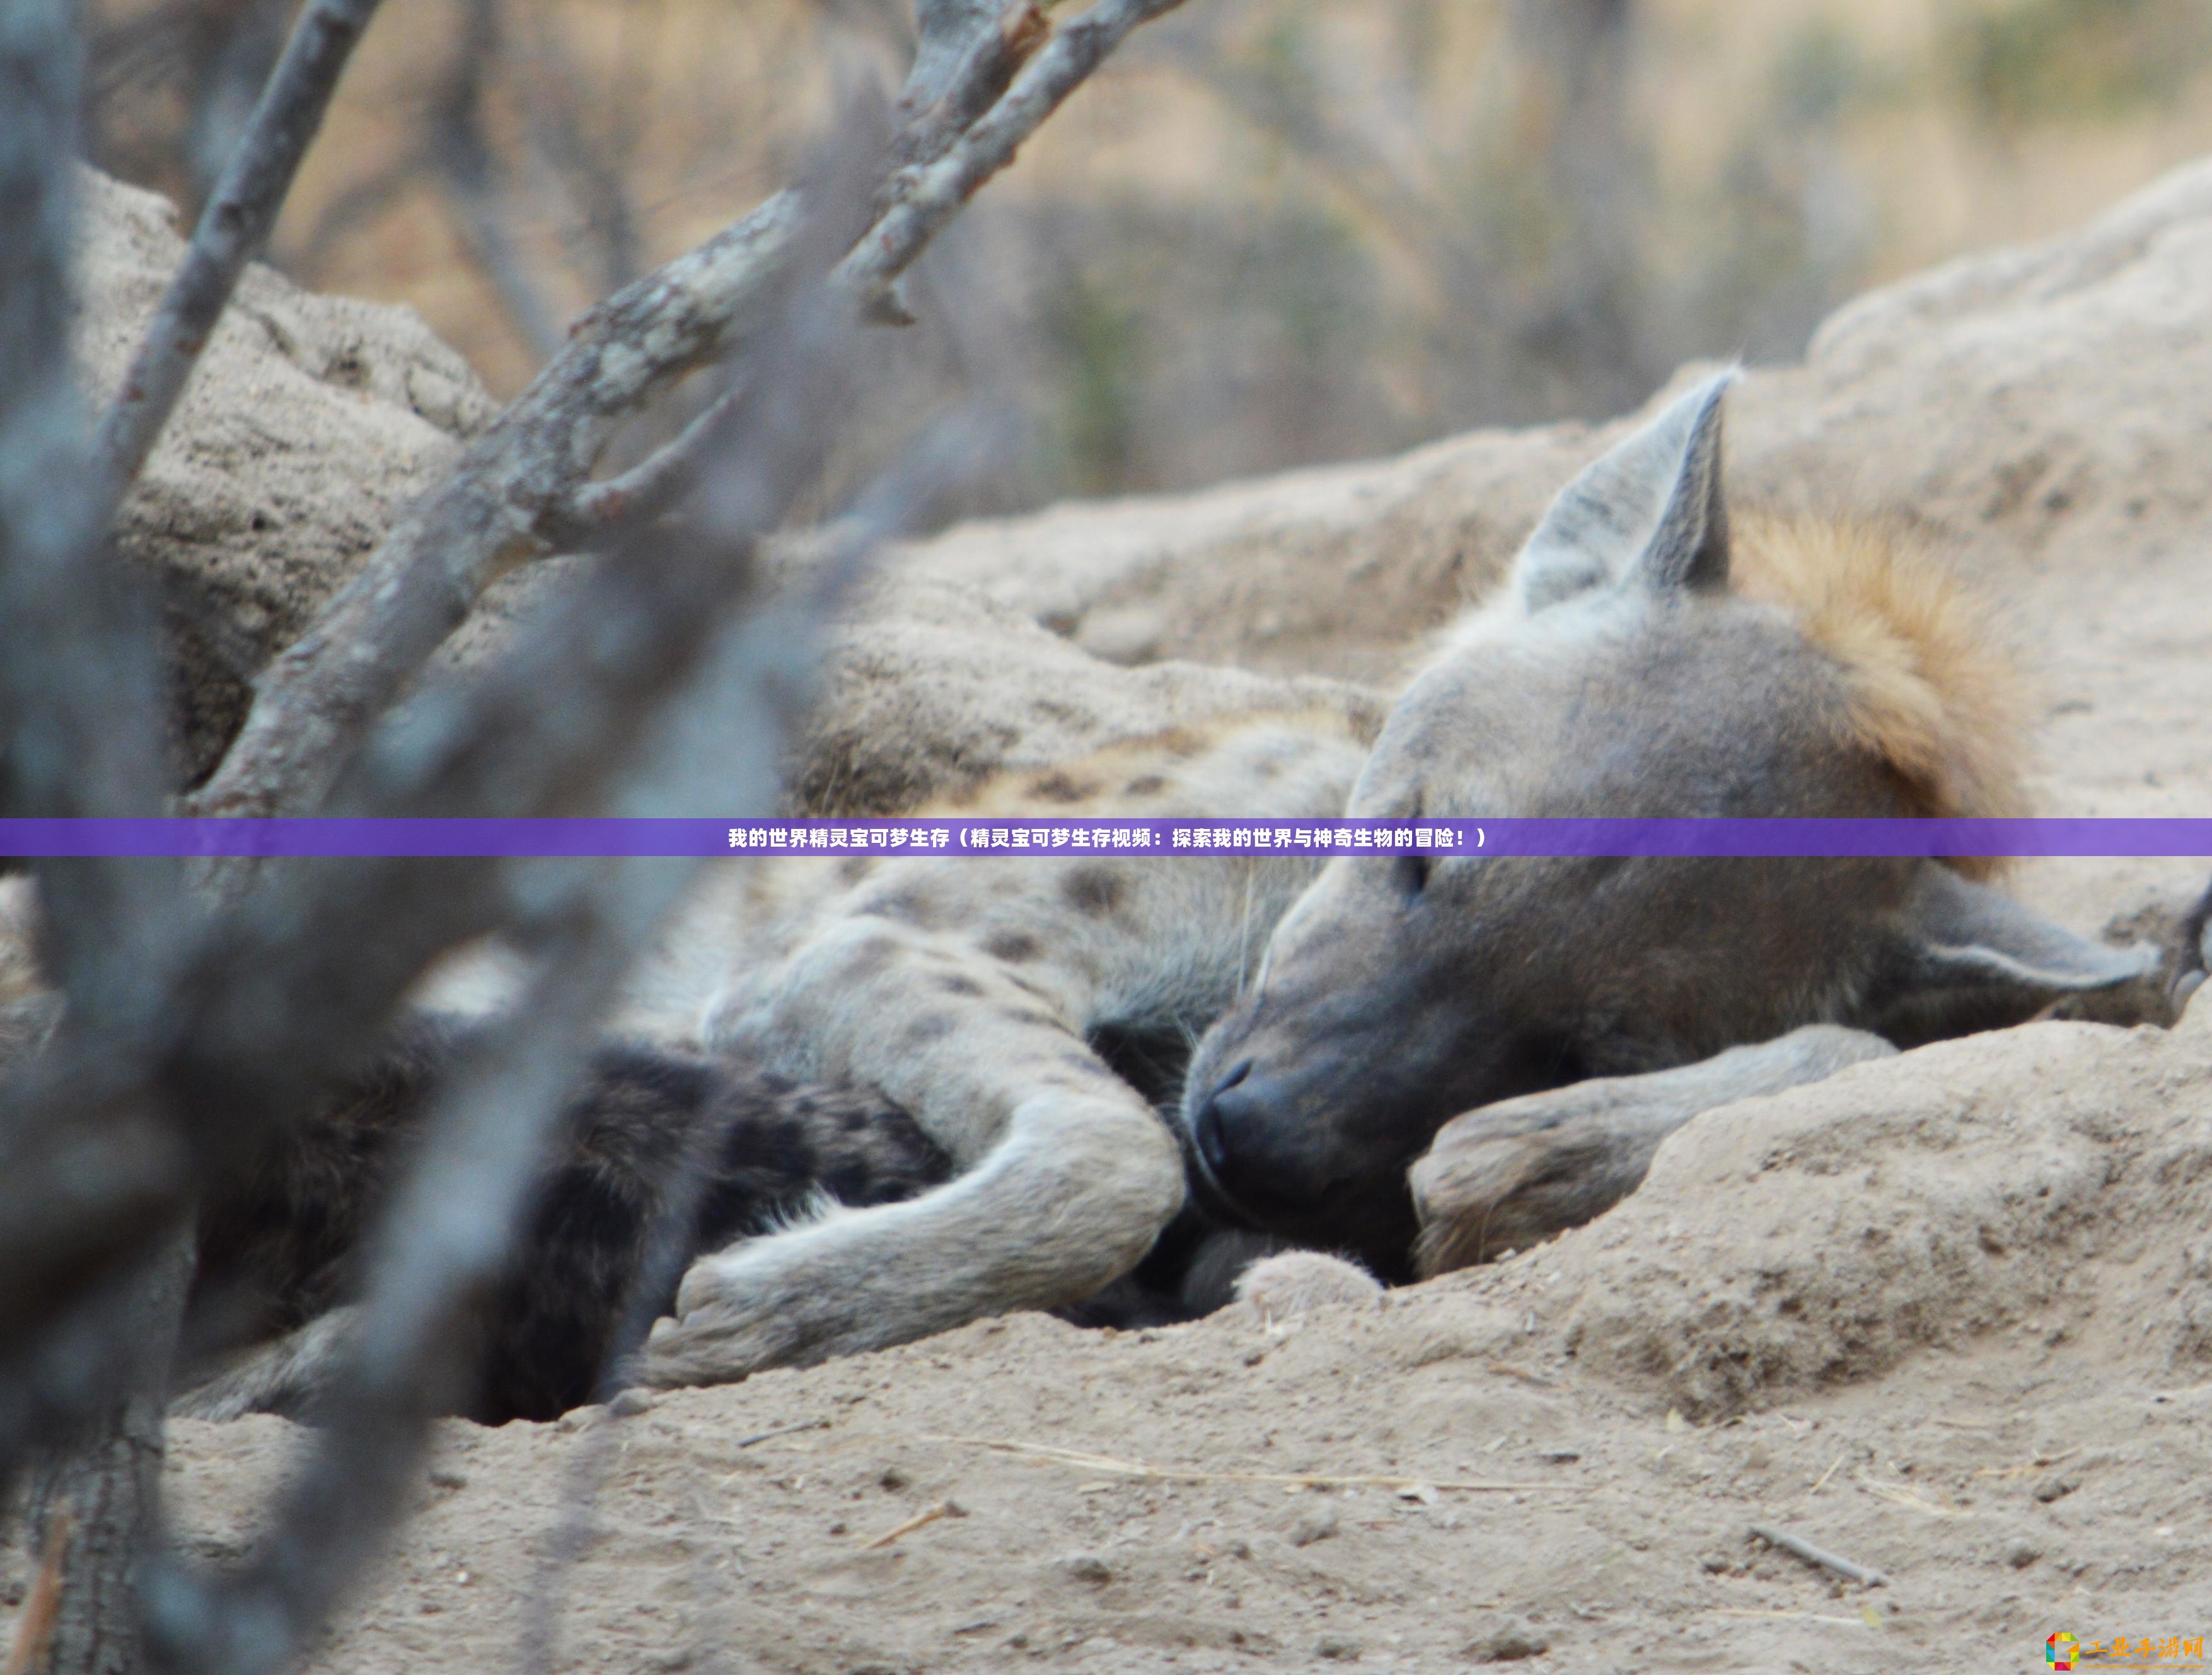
[862,1498,961,1549]
[90,0,383,510]
[835,0,1197,316]
[1,1511,69,1675]
[915,1435,1586,1494]
[136,132,885,1675]
[431,0,565,363]
[1749,1524,1889,1589]
[730,1418,832,1452]
[557,389,738,536]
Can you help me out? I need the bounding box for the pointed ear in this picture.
[1515,369,1737,611]
[1863,867,2160,1046]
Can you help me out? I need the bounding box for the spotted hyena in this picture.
[167,1013,951,1424]
[640,371,2204,1387]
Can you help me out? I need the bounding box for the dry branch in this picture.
[835,0,1194,315]
[134,133,918,1675]
[89,0,383,510]
[915,1435,1584,1494]
[189,0,1183,829]
[2,1512,69,1675]
[1749,1524,1889,1589]
[431,0,565,362]
[0,13,205,1661]
[0,0,177,1010]
[862,1498,962,1549]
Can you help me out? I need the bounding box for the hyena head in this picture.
[1182,371,2155,1270]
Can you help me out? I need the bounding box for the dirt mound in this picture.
[900,156,2212,684]
[1529,1012,2212,1417]
[73,168,496,779]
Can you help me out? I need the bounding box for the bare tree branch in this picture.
[0,8,199,1666]
[136,145,893,1675]
[189,0,1178,830]
[431,0,567,364]
[89,0,383,513]
[836,0,1195,316]
[886,0,1049,190]
[180,0,290,214]
[554,386,739,537]
[184,184,807,823]
[0,0,176,1002]
[1507,0,1655,411]
[518,4,649,297]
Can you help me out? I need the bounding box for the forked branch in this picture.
[187,0,1193,828]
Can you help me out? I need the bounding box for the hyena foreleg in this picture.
[640,915,1188,1387]
[1411,1026,1897,1277]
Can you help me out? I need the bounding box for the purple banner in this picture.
[2,817,2212,857]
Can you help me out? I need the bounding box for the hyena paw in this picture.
[1232,1251,1383,1327]
[632,1254,852,1389]
[1411,1122,1630,1278]
[2057,877,2212,1026]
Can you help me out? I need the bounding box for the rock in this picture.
[1287,1505,1339,1548]
[71,168,495,782]
[1465,1617,1551,1662]
[606,1387,654,1418]
[2005,1539,2044,1569]
[1059,1553,1112,1585]
[1232,1250,1386,1326]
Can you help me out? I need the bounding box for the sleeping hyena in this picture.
[639,371,2208,1387]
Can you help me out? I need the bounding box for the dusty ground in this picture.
[122,1009,2212,1675]
[14,151,2212,1675]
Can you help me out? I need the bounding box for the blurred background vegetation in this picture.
[80,0,2212,515]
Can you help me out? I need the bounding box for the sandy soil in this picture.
[146,1003,2212,1674]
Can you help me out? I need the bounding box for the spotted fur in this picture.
[177,1012,947,1423]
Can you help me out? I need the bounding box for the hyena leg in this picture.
[640,922,1186,1386]
[638,1082,1183,1386]
[171,1306,364,1423]
[1411,1026,1894,1277]
[2044,875,2212,1026]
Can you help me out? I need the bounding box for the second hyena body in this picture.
[625,714,1380,1363]
[639,373,2192,1388]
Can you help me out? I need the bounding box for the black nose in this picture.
[1191,1058,1254,1179]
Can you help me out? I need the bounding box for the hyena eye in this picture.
[1394,852,1431,901]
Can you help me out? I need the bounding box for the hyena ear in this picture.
[1514,369,1737,611]
[1863,867,2160,1046]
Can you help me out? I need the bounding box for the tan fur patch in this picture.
[1734,515,2027,878]
[918,707,1377,820]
